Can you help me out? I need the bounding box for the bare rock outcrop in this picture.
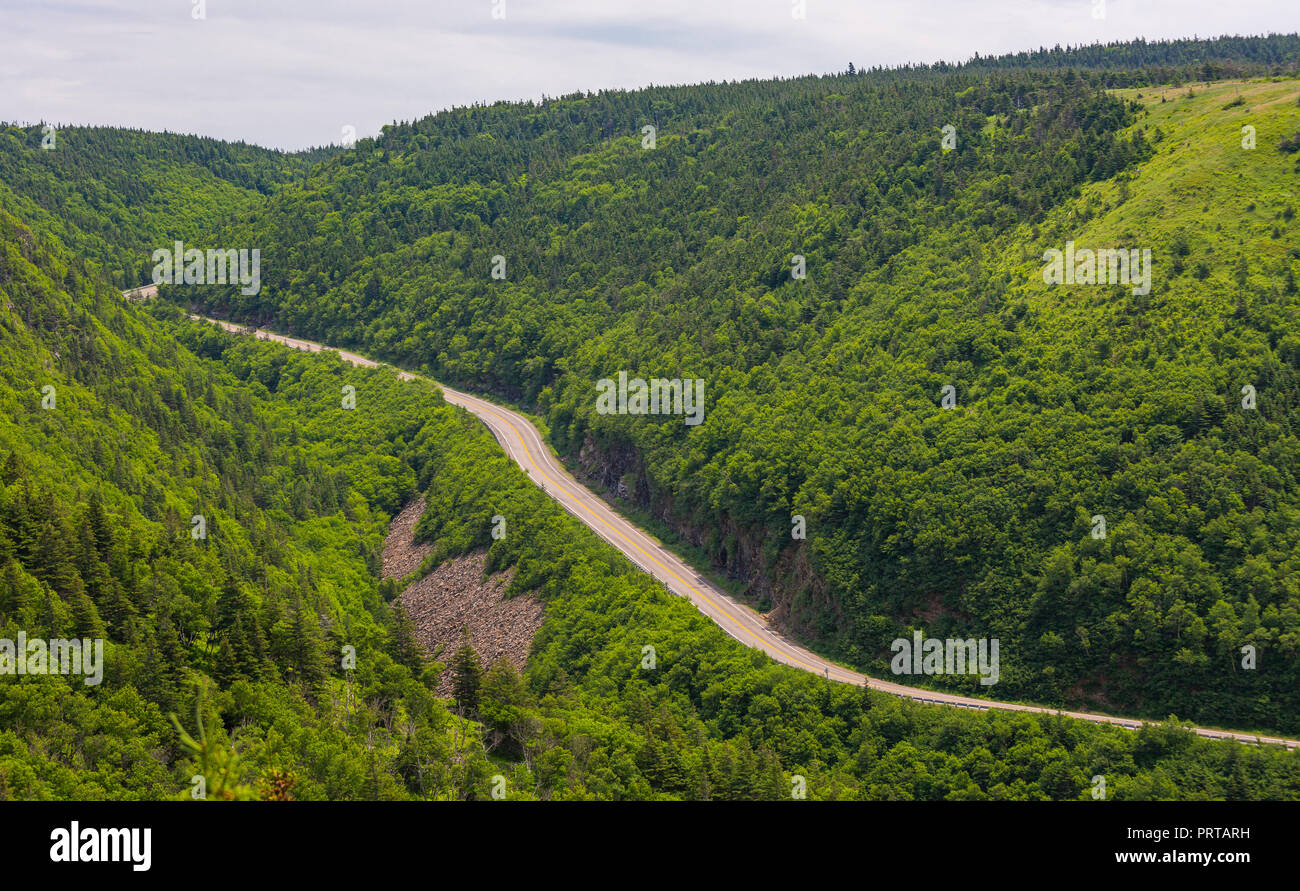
[383,500,543,696]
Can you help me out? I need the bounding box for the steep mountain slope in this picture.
[12,161,1300,802]
[0,125,330,290]
[0,207,498,799]
[177,38,1300,731]
[13,212,1297,801]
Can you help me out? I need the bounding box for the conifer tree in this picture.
[450,633,483,715]
[388,597,424,672]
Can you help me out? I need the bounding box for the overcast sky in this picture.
[2,0,1297,150]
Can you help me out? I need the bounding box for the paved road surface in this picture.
[192,315,1300,751]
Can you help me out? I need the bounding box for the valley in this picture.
[3,33,1300,805]
[191,314,1300,750]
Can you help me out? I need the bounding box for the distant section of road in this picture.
[191,314,1300,751]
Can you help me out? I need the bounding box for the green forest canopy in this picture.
[1,35,1299,800]
[147,41,1300,732]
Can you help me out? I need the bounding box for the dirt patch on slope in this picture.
[383,500,543,697]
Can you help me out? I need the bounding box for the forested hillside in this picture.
[0,207,496,798]
[406,387,1300,800]
[3,34,1300,801]
[950,33,1300,79]
[178,36,1300,732]
[9,210,1296,801]
[0,125,329,291]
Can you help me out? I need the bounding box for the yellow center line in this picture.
[459,394,837,676]
[203,320,1300,749]
[455,397,1300,745]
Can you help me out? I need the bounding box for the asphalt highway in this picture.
[193,315,1300,750]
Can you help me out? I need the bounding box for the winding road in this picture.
[192,314,1300,751]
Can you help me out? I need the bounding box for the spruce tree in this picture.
[389,598,424,672]
[450,634,483,714]
[287,591,328,691]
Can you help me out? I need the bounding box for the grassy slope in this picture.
[982,78,1300,719]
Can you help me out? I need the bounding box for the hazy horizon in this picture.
[3,1,1298,151]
